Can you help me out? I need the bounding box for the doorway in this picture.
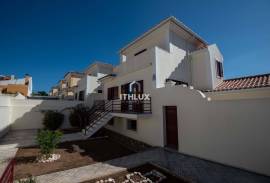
[164,106,179,150]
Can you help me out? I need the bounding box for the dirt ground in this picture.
[14,138,134,179]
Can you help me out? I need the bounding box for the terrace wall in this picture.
[0,96,81,136]
[0,96,12,138]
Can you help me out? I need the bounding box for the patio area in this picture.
[0,129,270,183]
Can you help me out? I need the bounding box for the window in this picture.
[98,90,102,93]
[216,61,223,78]
[75,93,78,100]
[107,86,119,100]
[108,118,114,126]
[134,49,147,56]
[78,90,85,101]
[127,119,137,131]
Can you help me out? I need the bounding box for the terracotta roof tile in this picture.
[212,73,270,92]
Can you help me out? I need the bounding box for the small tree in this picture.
[69,104,90,129]
[36,130,62,159]
[43,110,64,130]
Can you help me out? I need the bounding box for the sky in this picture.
[0,0,270,92]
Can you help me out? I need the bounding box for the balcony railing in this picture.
[94,98,152,114]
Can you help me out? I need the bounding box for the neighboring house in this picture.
[84,17,270,176]
[49,86,59,97]
[0,74,32,96]
[62,72,84,100]
[74,62,113,101]
[56,79,67,99]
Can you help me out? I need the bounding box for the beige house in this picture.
[0,74,33,96]
[51,72,84,99]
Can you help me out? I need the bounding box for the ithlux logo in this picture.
[120,81,150,101]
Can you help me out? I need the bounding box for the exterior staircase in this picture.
[82,100,113,138]
[82,99,151,138]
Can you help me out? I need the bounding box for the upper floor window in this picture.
[216,61,223,78]
[134,49,147,56]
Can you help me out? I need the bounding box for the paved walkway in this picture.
[1,130,269,183]
[35,148,270,183]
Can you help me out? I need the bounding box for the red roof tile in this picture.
[212,73,270,92]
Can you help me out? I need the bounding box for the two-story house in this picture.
[74,62,113,101]
[62,72,84,100]
[84,17,270,176]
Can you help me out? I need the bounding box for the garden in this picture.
[14,105,134,182]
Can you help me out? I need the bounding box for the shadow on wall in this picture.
[167,54,190,85]
[11,99,82,131]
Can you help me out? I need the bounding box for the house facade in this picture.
[74,62,113,101]
[0,74,33,96]
[94,17,270,176]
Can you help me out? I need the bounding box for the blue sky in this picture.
[0,0,269,92]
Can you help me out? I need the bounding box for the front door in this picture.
[165,106,179,150]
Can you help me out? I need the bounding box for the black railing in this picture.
[111,99,152,114]
[84,99,152,134]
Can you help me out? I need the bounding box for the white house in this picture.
[74,62,113,101]
[83,17,270,176]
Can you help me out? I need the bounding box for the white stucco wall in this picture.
[0,96,12,138]
[103,69,270,176]
[152,86,270,176]
[0,97,80,130]
[121,22,170,63]
[103,66,164,146]
[191,44,223,90]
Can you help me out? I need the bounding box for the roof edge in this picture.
[119,16,208,54]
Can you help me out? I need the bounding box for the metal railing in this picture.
[0,158,15,183]
[84,99,152,134]
[111,99,152,114]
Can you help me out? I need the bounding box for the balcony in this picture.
[94,99,152,119]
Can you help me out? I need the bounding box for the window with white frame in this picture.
[216,61,223,78]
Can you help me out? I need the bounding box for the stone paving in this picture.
[1,130,270,183]
[35,148,270,183]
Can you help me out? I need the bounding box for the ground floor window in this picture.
[127,119,137,131]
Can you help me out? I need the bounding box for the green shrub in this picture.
[43,110,64,130]
[69,104,90,129]
[36,130,62,158]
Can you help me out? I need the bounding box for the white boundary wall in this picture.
[0,96,81,137]
[153,86,270,176]
[0,96,12,138]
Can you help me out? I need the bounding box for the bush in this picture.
[69,104,91,129]
[43,110,64,130]
[36,130,63,158]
